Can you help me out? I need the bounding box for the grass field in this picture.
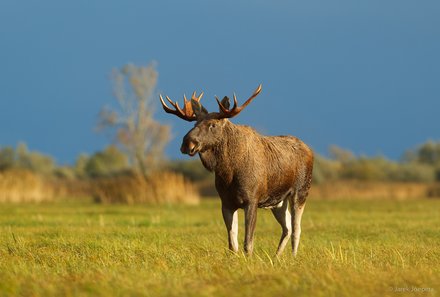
[0,198,439,297]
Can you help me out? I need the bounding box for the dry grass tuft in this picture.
[91,171,200,205]
[0,169,57,203]
[310,181,433,200]
[0,170,200,205]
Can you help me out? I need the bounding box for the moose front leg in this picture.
[221,205,239,253]
[244,202,258,255]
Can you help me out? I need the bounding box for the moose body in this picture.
[160,85,313,256]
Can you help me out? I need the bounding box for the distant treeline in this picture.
[1,141,440,184]
[313,143,440,183]
[0,143,129,179]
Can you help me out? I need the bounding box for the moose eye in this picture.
[209,123,216,129]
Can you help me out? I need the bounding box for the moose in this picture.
[160,85,313,256]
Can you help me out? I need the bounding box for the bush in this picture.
[340,157,390,181]
[167,159,211,182]
[313,155,341,184]
[0,143,55,175]
[388,163,435,182]
[84,145,129,178]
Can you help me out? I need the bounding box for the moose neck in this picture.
[199,120,250,179]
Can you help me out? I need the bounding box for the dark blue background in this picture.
[1,0,439,163]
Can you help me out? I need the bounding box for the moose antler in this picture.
[159,91,204,122]
[215,84,262,119]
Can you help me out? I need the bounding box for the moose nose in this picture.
[180,142,192,154]
[181,140,199,156]
[181,127,200,156]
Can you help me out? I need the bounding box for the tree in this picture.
[98,63,170,179]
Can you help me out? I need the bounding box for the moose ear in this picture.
[191,99,208,119]
[220,96,230,110]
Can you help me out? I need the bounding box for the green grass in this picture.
[0,199,439,297]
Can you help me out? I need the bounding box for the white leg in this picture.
[291,199,306,256]
[271,199,292,257]
[222,206,239,252]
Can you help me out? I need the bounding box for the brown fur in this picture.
[196,121,313,209]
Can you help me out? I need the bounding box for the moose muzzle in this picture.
[180,140,200,156]
[181,130,200,156]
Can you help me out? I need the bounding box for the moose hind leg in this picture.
[271,198,292,257]
[291,196,306,257]
[222,205,239,253]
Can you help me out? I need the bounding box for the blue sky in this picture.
[0,1,439,164]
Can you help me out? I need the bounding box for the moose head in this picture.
[159,85,262,157]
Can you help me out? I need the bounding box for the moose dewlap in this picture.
[160,85,313,256]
